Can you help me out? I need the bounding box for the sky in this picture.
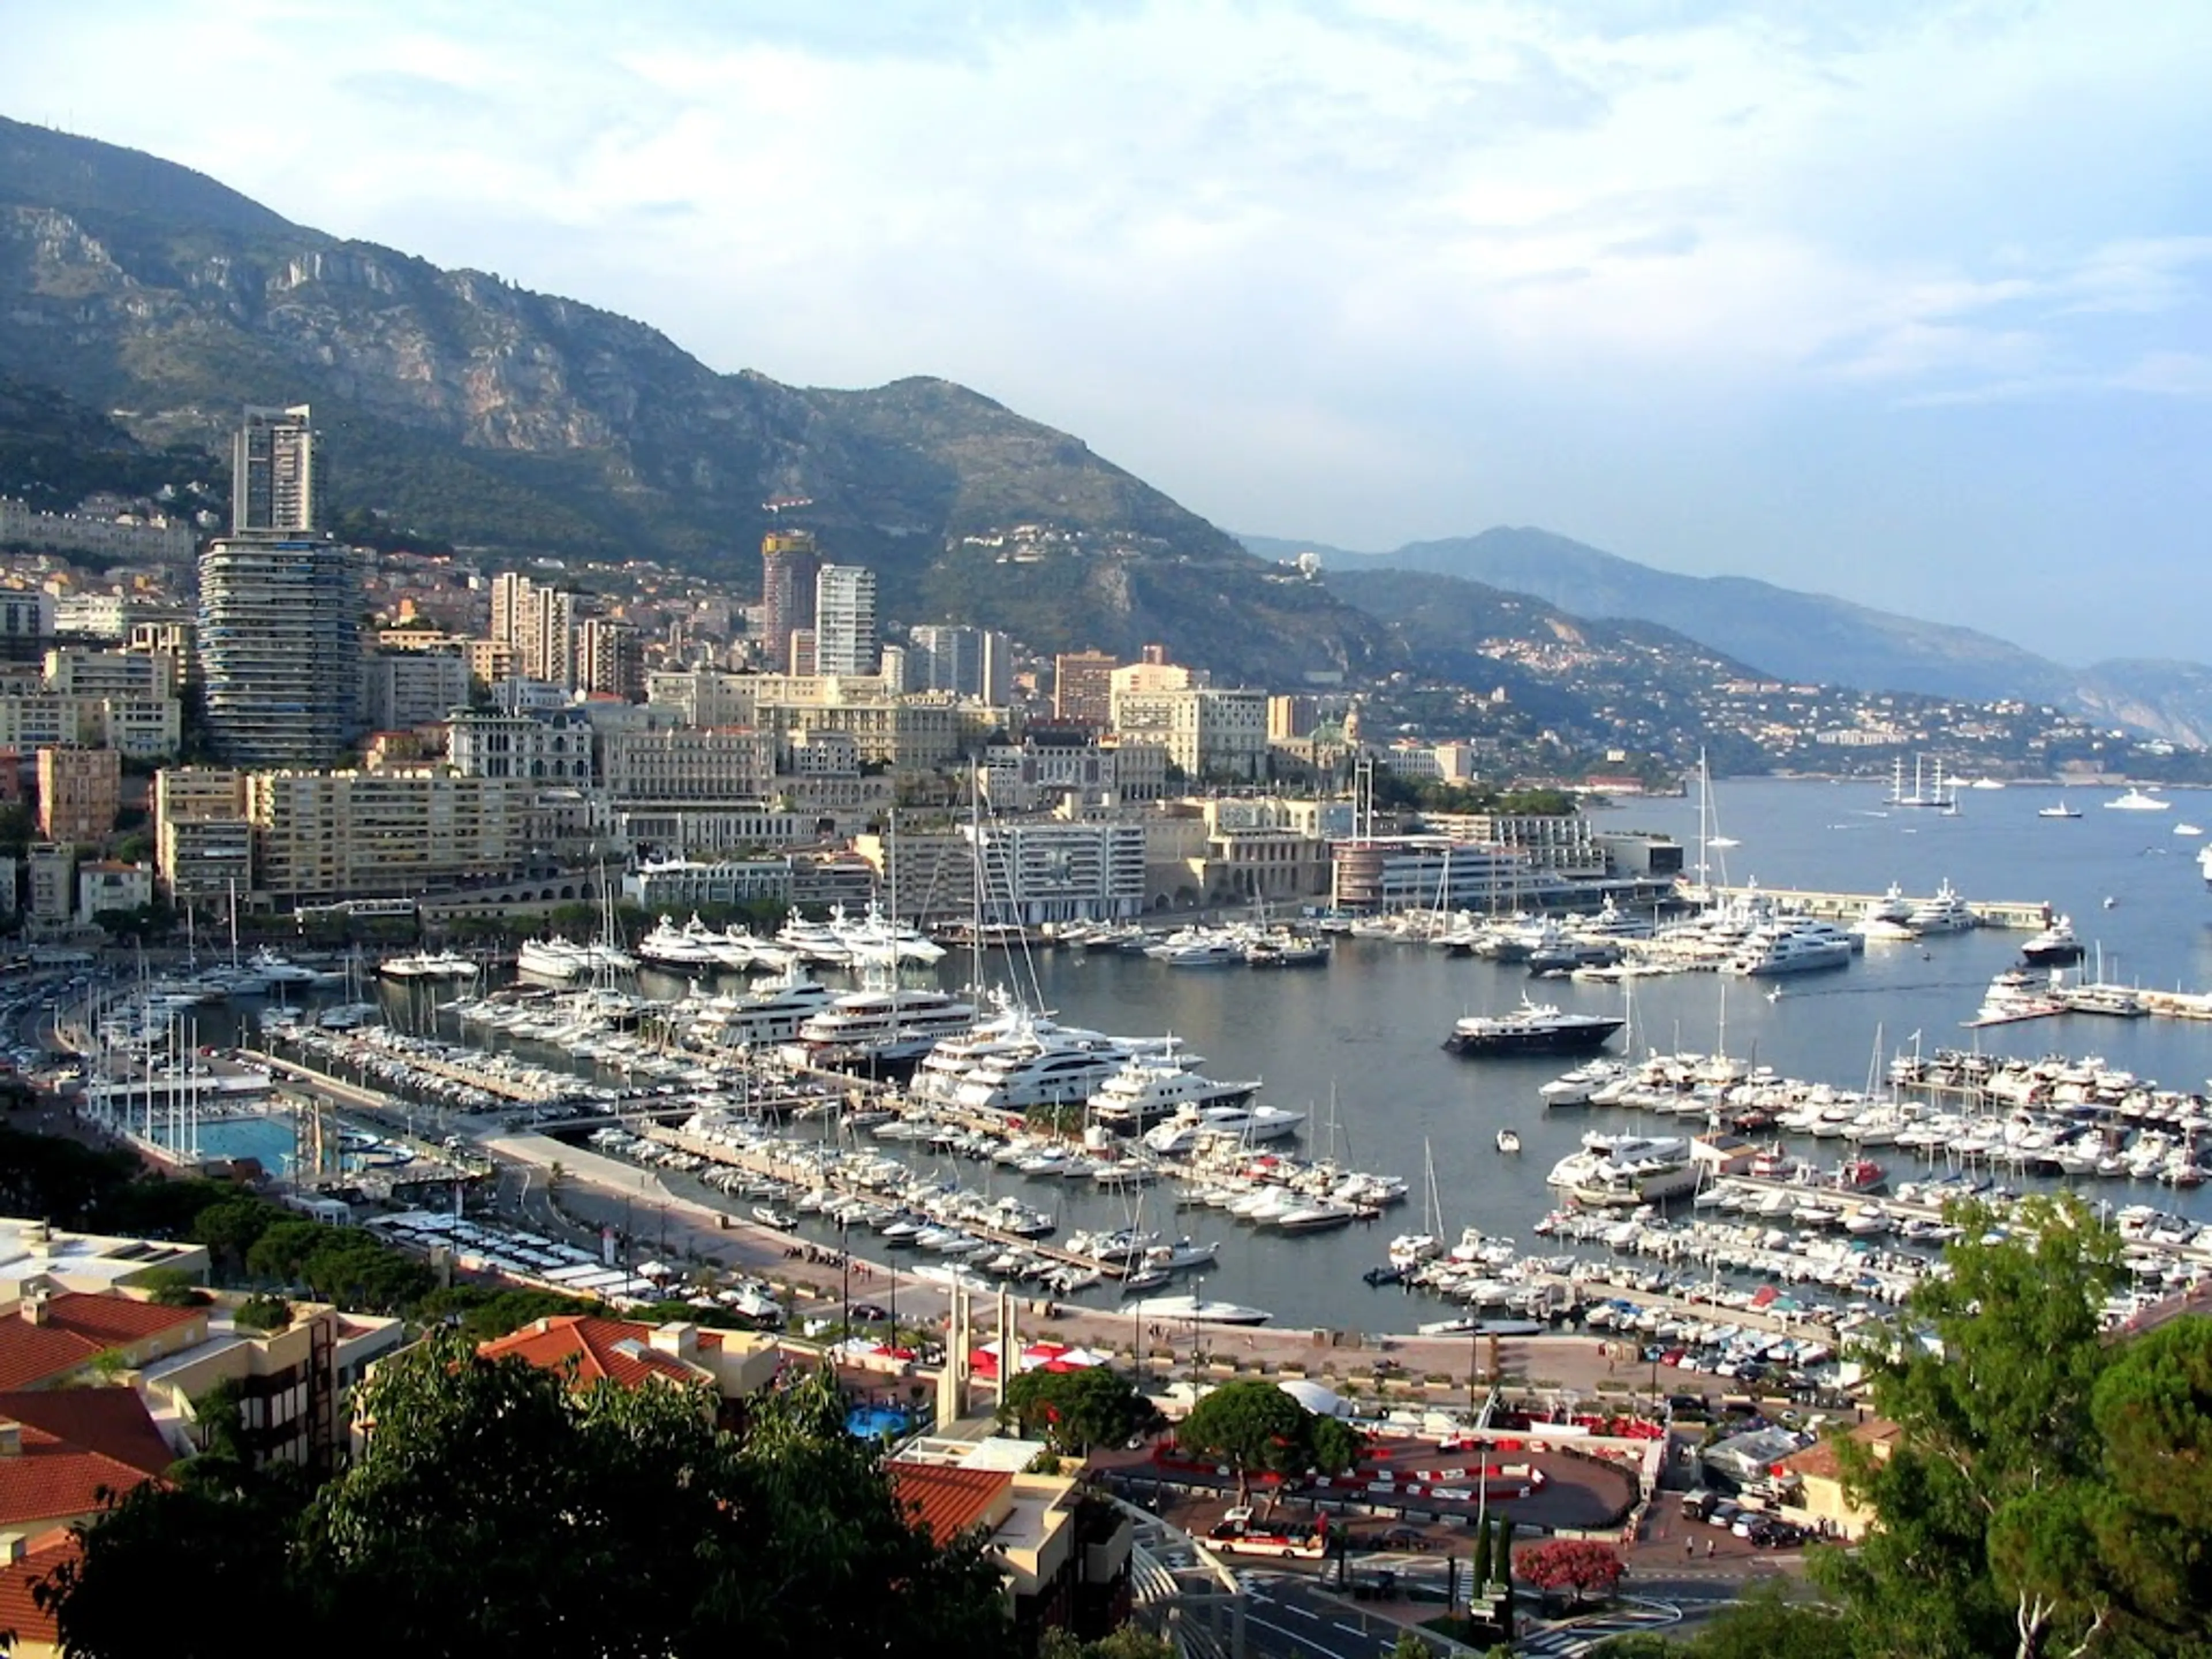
[5,0,2211,664]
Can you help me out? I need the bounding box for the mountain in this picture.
[1320,565,1774,766]
[0,116,1385,685]
[1251,528,2212,745]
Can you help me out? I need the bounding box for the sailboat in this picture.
[1889,754,1959,812]
[1382,1140,1444,1269]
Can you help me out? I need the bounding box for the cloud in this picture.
[1,0,2209,657]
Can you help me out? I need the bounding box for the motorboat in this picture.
[1965,971,2065,1029]
[637,914,728,971]
[1140,1102,1305,1154]
[791,985,979,1060]
[1087,1056,1261,1131]
[1721,918,1855,976]
[378,949,480,982]
[1545,1133,1700,1206]
[1495,1127,1522,1154]
[1906,880,1977,934]
[2019,916,2085,967]
[1444,998,1625,1057]
[1130,1294,1271,1327]
[2105,788,2171,812]
[684,964,837,1048]
[2037,802,2082,820]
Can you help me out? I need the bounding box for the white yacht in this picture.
[1545,1133,1700,1206]
[2105,787,2172,812]
[954,1047,1135,1113]
[1088,1057,1260,1131]
[378,949,480,982]
[637,915,728,971]
[1129,1293,1271,1327]
[685,964,837,1048]
[1906,880,1978,934]
[831,902,948,967]
[249,946,327,987]
[1141,1103,1305,1155]
[791,986,978,1060]
[517,937,637,979]
[1722,918,1856,976]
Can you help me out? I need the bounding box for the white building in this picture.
[446,708,596,783]
[968,820,1146,925]
[361,649,469,732]
[813,565,878,677]
[1111,687,1268,781]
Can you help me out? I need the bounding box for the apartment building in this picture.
[41,647,178,701]
[36,747,120,843]
[246,770,531,905]
[969,820,1146,925]
[600,726,774,803]
[446,708,596,783]
[1110,686,1268,781]
[75,861,153,925]
[0,497,194,563]
[197,536,362,767]
[812,564,878,676]
[1417,812,1608,880]
[361,649,469,732]
[1051,651,1117,727]
[910,625,1012,703]
[645,667,758,729]
[0,692,179,759]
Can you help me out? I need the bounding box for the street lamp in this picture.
[841,1218,853,1346]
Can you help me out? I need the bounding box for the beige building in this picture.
[247,770,531,905]
[0,692,180,759]
[645,667,759,728]
[1111,686,1268,782]
[75,860,153,924]
[1052,650,1118,727]
[154,768,253,903]
[24,844,75,927]
[36,747,120,843]
[41,646,179,702]
[601,726,774,803]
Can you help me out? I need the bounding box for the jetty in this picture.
[1703,884,2050,930]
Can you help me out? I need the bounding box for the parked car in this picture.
[1373,1525,1433,1552]
[1680,1491,1715,1523]
[1706,1501,1743,1530]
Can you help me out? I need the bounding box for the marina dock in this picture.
[1703,884,2051,929]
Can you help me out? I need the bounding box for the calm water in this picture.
[360,778,2212,1334]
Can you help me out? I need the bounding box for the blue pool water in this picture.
[846,1405,913,1441]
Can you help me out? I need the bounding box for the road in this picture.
[1239,1571,1430,1659]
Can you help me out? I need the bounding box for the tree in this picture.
[1818,1196,2123,1659]
[138,1267,210,1308]
[1514,1539,1623,1604]
[1175,1380,1361,1506]
[47,1335,1017,1659]
[1001,1364,1161,1456]
[2083,1316,2212,1652]
[233,1294,291,1333]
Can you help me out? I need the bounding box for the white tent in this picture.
[1277,1379,1352,1418]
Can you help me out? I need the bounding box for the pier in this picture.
[1705,884,2050,929]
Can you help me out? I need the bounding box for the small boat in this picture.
[2037,804,2082,820]
[752,1205,798,1231]
[2104,788,2171,812]
[2176,823,2205,838]
[1495,1127,1522,1154]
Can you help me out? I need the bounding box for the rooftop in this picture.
[0,1293,206,1390]
[0,1387,174,1529]
[888,1463,1013,1544]
[477,1315,726,1391]
[0,1528,77,1653]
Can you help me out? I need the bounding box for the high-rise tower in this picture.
[759,529,821,673]
[232,404,321,535]
[813,564,878,676]
[199,405,360,766]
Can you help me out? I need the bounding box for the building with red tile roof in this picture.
[889,1442,1134,1650]
[0,1292,207,1392]
[890,1463,1016,1544]
[476,1316,781,1407]
[0,1387,175,1534]
[0,1528,76,1659]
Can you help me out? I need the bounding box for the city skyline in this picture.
[4,3,2209,661]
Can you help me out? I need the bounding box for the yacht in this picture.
[1129,1293,1271,1327]
[1088,1057,1260,1130]
[954,1047,1138,1113]
[791,985,978,1062]
[2105,787,2172,812]
[685,964,838,1048]
[2020,916,2085,967]
[1967,970,2064,1029]
[1545,1133,1700,1206]
[775,908,855,965]
[517,937,637,980]
[1141,1102,1305,1154]
[1444,998,1625,1058]
[2038,801,2082,820]
[378,949,480,983]
[637,915,729,971]
[1906,880,1978,934]
[249,947,328,987]
[1722,918,1855,976]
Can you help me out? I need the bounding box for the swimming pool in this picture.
[845,1404,914,1441]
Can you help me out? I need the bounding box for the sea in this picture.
[359,777,2212,1334]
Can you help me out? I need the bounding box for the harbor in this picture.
[36,778,2212,1350]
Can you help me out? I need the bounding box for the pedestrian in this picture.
[1706,1537,1715,1559]
[1684,1537,1694,1559]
